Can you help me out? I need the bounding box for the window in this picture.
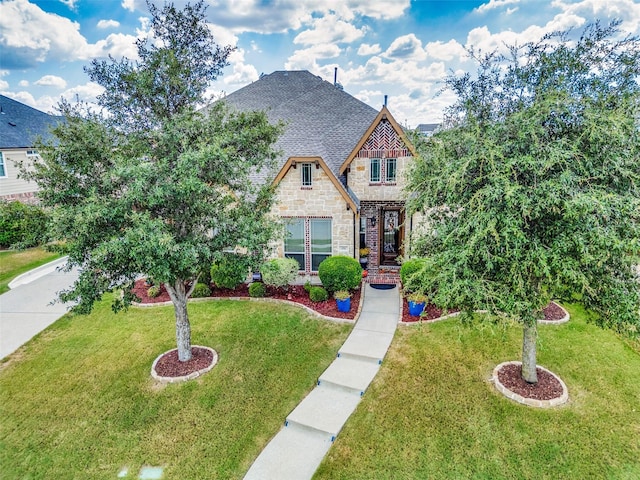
[370,158,380,183]
[284,217,333,272]
[359,216,366,247]
[26,149,39,159]
[301,163,312,187]
[385,158,397,183]
[284,219,305,271]
[0,152,6,177]
[310,219,331,271]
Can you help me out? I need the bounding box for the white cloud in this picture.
[34,75,67,89]
[222,49,259,86]
[18,80,29,87]
[285,44,342,70]
[384,34,426,61]
[294,14,366,46]
[207,23,239,49]
[552,0,640,34]
[0,0,90,68]
[121,0,136,12]
[88,32,141,60]
[97,19,120,29]
[357,43,381,56]
[424,39,467,61]
[354,89,383,106]
[476,0,520,13]
[60,0,78,9]
[0,79,9,90]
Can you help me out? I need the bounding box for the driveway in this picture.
[0,259,78,359]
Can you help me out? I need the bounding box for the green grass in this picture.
[315,304,640,480]
[0,246,61,294]
[0,298,352,479]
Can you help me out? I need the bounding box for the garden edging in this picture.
[492,361,569,408]
[131,283,365,324]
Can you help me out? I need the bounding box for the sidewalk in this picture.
[244,283,401,480]
[0,258,78,359]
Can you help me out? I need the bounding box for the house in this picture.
[0,95,62,203]
[221,70,418,282]
[416,123,440,137]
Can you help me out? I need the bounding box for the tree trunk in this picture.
[521,320,538,384]
[165,279,192,362]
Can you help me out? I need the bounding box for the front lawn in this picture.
[315,304,640,480]
[0,246,61,294]
[0,298,351,479]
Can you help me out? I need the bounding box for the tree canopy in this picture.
[406,21,640,383]
[25,1,282,362]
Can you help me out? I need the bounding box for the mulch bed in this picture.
[401,299,565,323]
[132,279,360,320]
[496,363,564,401]
[153,346,214,377]
[542,301,566,321]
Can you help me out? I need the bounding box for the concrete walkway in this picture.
[244,283,400,480]
[0,258,78,359]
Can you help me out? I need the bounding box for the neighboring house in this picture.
[0,95,61,203]
[416,123,441,137]
[221,70,419,281]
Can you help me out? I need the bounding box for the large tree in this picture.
[25,1,282,362]
[406,22,640,383]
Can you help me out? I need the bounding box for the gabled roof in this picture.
[0,95,62,148]
[272,156,358,212]
[339,106,417,174]
[218,71,379,181]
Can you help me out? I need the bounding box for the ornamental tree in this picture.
[406,22,640,384]
[24,1,282,362]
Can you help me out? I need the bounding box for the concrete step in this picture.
[318,356,380,395]
[243,423,333,480]
[338,329,395,364]
[285,385,362,439]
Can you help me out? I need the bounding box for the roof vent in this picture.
[8,121,16,126]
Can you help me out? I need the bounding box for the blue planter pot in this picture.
[408,300,425,317]
[336,297,351,312]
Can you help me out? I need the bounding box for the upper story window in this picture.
[370,158,381,183]
[385,158,397,183]
[26,149,40,159]
[0,152,6,177]
[301,163,312,187]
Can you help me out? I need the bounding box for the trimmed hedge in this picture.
[0,201,49,249]
[317,256,362,293]
[399,258,428,287]
[211,253,249,289]
[309,286,328,302]
[191,282,211,298]
[248,282,266,298]
[147,285,161,298]
[260,258,299,289]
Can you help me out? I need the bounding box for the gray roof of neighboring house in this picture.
[218,71,379,183]
[0,95,62,148]
[416,123,440,135]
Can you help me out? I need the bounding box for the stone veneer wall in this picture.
[346,155,412,202]
[271,163,355,275]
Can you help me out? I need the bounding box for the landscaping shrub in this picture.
[399,258,428,287]
[303,281,312,293]
[191,282,211,298]
[198,263,212,286]
[0,201,49,249]
[211,253,249,289]
[317,256,362,293]
[309,286,329,302]
[260,257,299,290]
[147,285,161,298]
[248,281,266,298]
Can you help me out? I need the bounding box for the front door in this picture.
[380,208,403,266]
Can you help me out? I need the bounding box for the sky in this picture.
[1,0,639,127]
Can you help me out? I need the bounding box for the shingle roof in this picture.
[218,71,379,183]
[0,95,62,148]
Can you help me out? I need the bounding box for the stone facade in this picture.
[272,161,355,278]
[346,155,412,202]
